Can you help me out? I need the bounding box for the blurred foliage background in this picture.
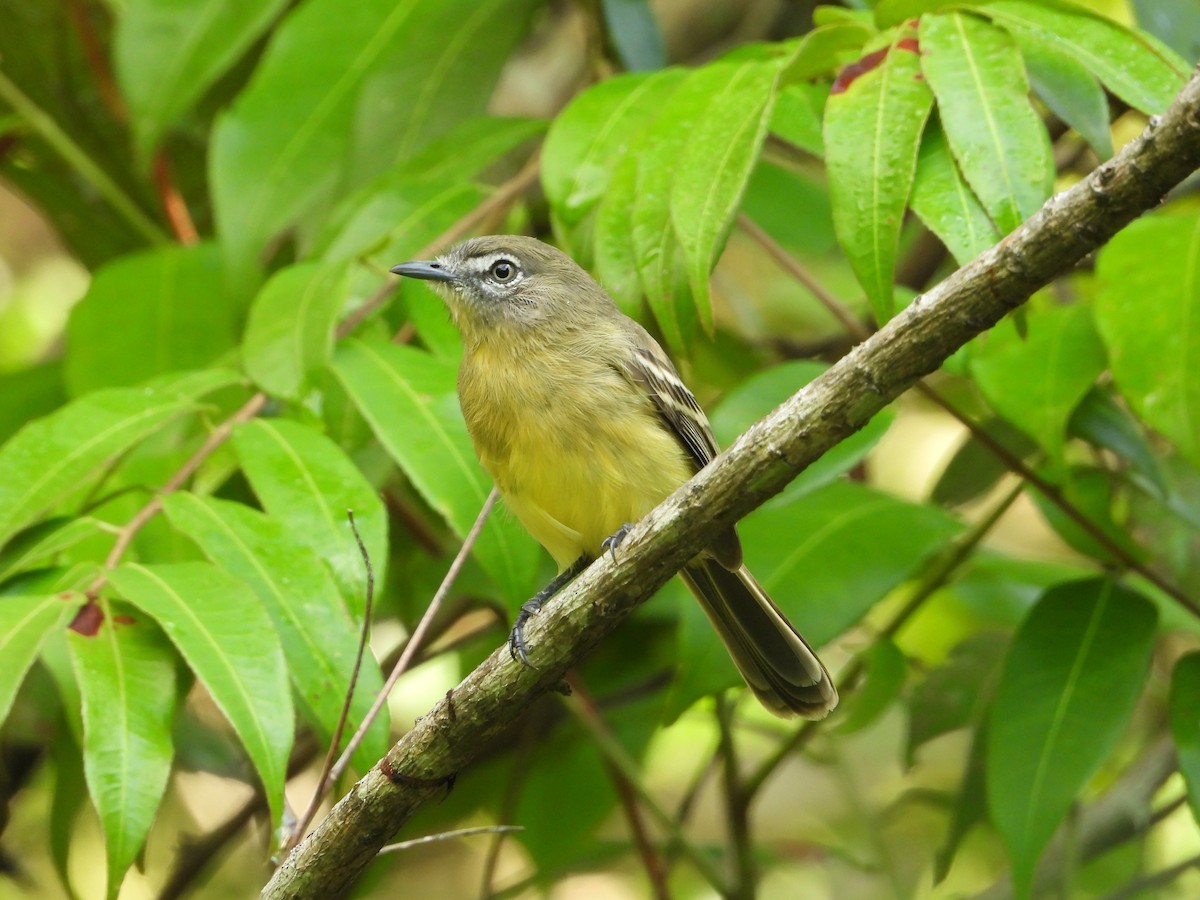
[2,0,1200,898]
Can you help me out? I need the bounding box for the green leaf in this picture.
[1068,388,1167,499]
[0,362,64,444]
[542,70,686,233]
[987,579,1157,898]
[780,21,873,85]
[824,27,933,321]
[592,152,645,317]
[331,338,540,606]
[0,517,101,585]
[982,0,1188,114]
[910,117,1001,266]
[970,304,1106,467]
[0,369,242,550]
[907,631,1008,766]
[874,0,960,29]
[64,244,240,396]
[0,593,84,724]
[671,59,779,331]
[231,419,387,612]
[108,562,293,830]
[931,417,1038,507]
[317,179,484,266]
[1013,30,1112,160]
[708,361,894,502]
[162,493,389,772]
[115,0,290,160]
[1169,652,1200,826]
[601,0,665,72]
[68,606,176,899]
[746,482,961,647]
[242,261,351,399]
[836,638,907,734]
[211,0,539,282]
[919,12,1053,235]
[769,83,827,157]
[1131,0,1200,62]
[1094,214,1200,468]
[673,481,960,712]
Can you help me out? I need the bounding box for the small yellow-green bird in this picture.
[391,235,837,719]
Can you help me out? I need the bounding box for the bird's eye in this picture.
[490,260,517,282]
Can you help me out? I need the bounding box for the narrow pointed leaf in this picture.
[108,562,293,829]
[910,118,1000,265]
[212,0,538,281]
[920,12,1053,235]
[242,261,351,399]
[542,70,687,233]
[987,579,1157,898]
[601,0,665,72]
[1014,31,1112,160]
[982,0,1187,114]
[825,28,932,322]
[780,21,872,85]
[1169,652,1200,825]
[0,517,101,585]
[0,369,242,550]
[231,419,387,612]
[331,337,540,606]
[162,493,389,771]
[115,0,290,160]
[1094,214,1200,468]
[68,607,176,899]
[671,59,779,331]
[0,593,84,724]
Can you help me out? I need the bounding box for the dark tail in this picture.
[680,558,837,719]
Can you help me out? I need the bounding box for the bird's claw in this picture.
[508,598,543,669]
[601,523,633,562]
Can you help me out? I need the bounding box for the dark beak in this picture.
[389,260,456,283]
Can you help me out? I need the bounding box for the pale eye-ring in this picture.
[490,259,517,282]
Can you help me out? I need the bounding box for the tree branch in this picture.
[262,67,1200,899]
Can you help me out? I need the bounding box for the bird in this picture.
[390,235,837,718]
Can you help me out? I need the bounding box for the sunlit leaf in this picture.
[910,117,1000,265]
[825,26,932,321]
[231,419,387,612]
[671,59,779,331]
[64,244,240,396]
[69,606,176,899]
[242,261,351,399]
[109,562,293,830]
[920,12,1053,235]
[0,369,243,550]
[162,493,390,771]
[0,593,84,724]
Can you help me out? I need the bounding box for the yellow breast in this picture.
[458,333,694,570]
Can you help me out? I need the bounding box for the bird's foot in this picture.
[601,523,634,562]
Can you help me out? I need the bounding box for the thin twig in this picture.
[284,510,378,853]
[153,151,200,244]
[323,488,500,792]
[715,695,754,900]
[379,825,525,855]
[739,211,1200,621]
[1101,852,1200,900]
[560,687,729,895]
[566,674,671,900]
